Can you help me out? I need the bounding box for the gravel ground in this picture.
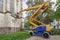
[27,35,60,40]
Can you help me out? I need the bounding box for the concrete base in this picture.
[0,27,20,34]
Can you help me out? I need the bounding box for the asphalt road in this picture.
[27,35,60,40]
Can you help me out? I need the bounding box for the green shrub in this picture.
[51,29,60,35]
[24,21,31,28]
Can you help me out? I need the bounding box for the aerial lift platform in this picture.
[16,2,51,38]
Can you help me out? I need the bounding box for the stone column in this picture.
[4,0,11,27]
[14,0,22,28]
[10,0,22,32]
[17,0,22,28]
[7,0,10,11]
[14,0,17,14]
[3,0,6,12]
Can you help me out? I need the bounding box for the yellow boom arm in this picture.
[18,2,49,27]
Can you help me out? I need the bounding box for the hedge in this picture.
[51,29,60,35]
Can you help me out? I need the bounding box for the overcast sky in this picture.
[22,0,28,9]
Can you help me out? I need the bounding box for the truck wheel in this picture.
[42,32,49,38]
[30,32,33,36]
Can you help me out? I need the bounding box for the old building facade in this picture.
[0,0,22,34]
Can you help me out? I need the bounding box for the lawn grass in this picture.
[0,31,30,40]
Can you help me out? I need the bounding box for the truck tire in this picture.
[30,32,33,36]
[42,32,49,38]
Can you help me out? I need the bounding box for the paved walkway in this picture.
[27,35,60,40]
